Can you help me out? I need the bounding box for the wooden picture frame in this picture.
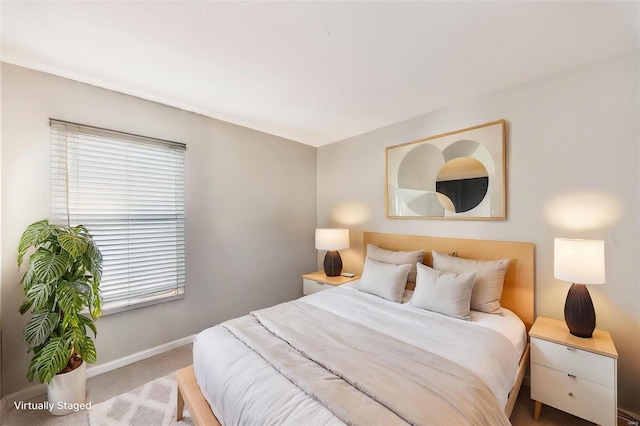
[386,120,506,219]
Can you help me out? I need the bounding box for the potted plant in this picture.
[17,219,103,415]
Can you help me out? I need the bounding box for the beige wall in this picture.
[317,50,640,414]
[0,63,317,397]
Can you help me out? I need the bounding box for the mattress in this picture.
[193,284,526,425]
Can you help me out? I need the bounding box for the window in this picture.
[50,119,186,313]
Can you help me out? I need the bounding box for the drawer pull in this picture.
[567,373,576,378]
[565,347,576,351]
[568,392,574,397]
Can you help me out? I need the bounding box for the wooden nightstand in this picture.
[302,271,360,296]
[529,316,618,426]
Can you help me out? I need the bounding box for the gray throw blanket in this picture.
[223,302,511,426]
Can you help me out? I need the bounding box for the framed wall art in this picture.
[386,120,506,220]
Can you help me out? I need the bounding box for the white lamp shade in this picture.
[554,238,605,284]
[315,228,349,251]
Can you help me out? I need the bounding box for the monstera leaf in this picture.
[27,337,71,384]
[24,312,59,348]
[30,248,70,285]
[58,231,89,258]
[18,220,53,267]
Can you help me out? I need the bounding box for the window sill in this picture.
[100,293,185,316]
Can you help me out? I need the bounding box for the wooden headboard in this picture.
[363,232,535,331]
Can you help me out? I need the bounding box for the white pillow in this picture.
[358,257,412,303]
[431,250,509,315]
[410,263,476,320]
[366,244,424,282]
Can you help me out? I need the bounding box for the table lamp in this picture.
[554,238,605,338]
[315,228,349,277]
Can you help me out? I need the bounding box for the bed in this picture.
[177,232,535,425]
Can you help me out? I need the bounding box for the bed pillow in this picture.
[409,263,476,320]
[358,257,412,303]
[366,244,424,283]
[431,250,509,315]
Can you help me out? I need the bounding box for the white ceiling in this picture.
[1,1,638,147]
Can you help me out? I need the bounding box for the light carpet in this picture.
[88,373,193,426]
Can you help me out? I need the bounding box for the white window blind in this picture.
[50,119,186,312]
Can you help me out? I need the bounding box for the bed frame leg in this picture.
[177,384,185,421]
[176,365,222,426]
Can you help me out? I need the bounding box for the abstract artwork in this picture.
[386,120,506,219]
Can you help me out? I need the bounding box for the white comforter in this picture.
[193,285,522,425]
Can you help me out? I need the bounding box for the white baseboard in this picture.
[86,333,196,378]
[0,334,195,420]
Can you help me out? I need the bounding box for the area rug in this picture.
[88,373,193,425]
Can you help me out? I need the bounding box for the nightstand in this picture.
[529,316,618,426]
[302,271,360,296]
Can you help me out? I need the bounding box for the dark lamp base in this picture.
[564,283,596,338]
[323,250,343,277]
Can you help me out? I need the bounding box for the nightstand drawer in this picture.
[531,337,614,387]
[303,279,327,295]
[531,364,615,426]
